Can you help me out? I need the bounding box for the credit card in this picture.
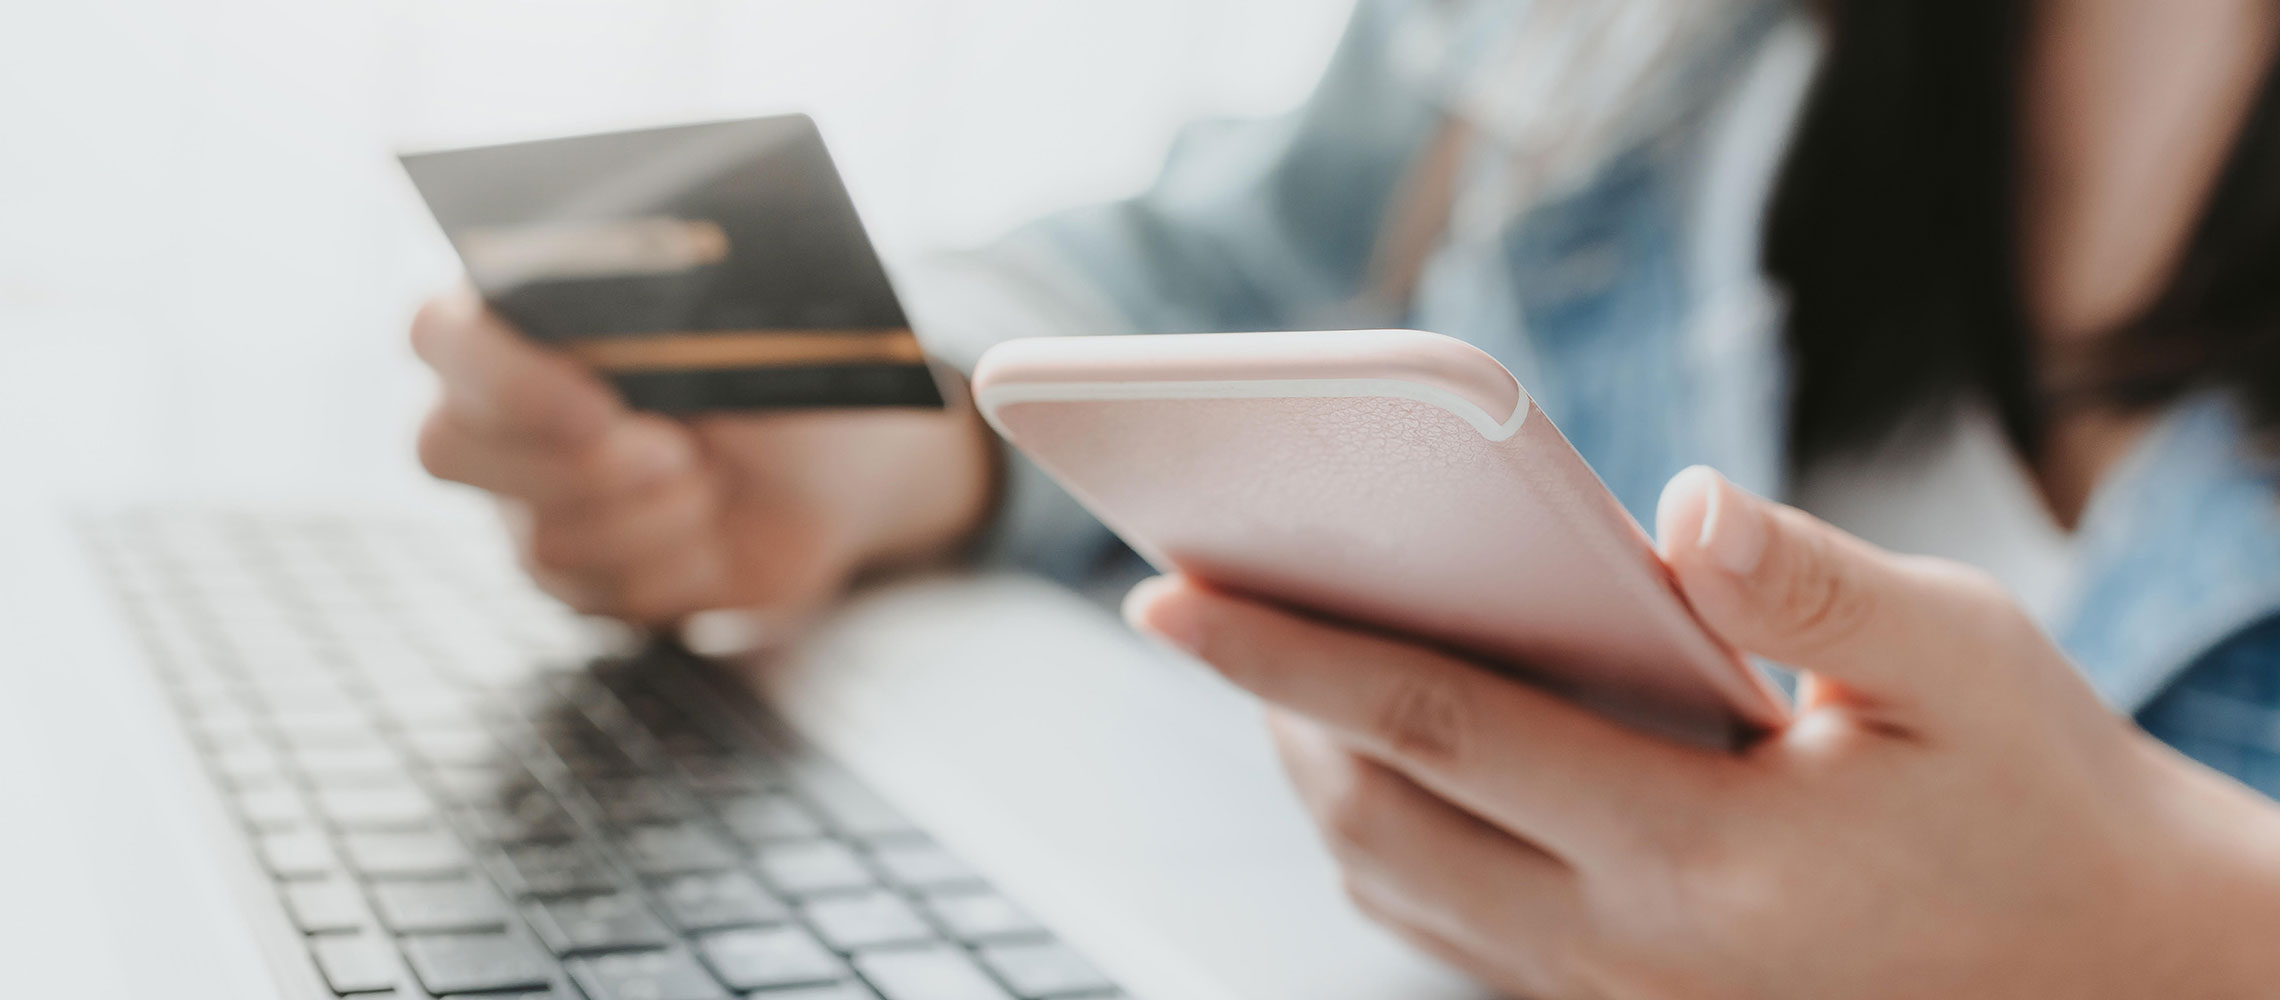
[400,114,945,412]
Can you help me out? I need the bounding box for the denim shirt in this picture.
[901,0,2280,796]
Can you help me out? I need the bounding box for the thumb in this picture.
[1654,465,2030,713]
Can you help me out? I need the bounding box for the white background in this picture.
[0,0,1353,507]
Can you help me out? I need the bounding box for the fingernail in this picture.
[1656,465,1717,555]
[1123,576,1203,655]
[1698,471,1768,576]
[681,608,762,656]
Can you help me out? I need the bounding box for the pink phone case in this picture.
[972,329,1786,747]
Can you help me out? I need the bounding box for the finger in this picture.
[1654,465,2038,716]
[612,541,733,625]
[521,475,717,578]
[409,286,618,444]
[1338,898,1491,994]
[419,408,694,507]
[1343,888,1568,1000]
[1127,576,1727,864]
[525,533,730,626]
[1268,710,1584,981]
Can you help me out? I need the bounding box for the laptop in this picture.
[0,499,1486,1000]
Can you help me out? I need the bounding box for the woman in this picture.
[408,0,2280,993]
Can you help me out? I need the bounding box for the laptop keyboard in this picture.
[80,510,1124,1000]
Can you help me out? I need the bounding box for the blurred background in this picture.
[0,0,1351,507]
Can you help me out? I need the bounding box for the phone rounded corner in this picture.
[1362,330,1530,434]
[967,340,1030,427]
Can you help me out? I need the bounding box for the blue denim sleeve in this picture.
[913,0,1441,581]
[1004,0,1436,338]
[2135,611,2280,800]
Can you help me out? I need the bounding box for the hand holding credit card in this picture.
[401,114,947,412]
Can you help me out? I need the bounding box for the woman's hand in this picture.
[1125,466,2280,999]
[410,287,997,627]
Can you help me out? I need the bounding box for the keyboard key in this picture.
[616,823,739,875]
[761,985,884,1000]
[796,769,919,840]
[655,727,730,759]
[342,830,469,878]
[294,745,410,785]
[868,840,982,890]
[559,749,645,782]
[921,891,1044,943]
[317,784,434,829]
[681,756,776,795]
[694,926,844,990]
[275,715,381,749]
[259,681,360,715]
[175,681,249,715]
[454,767,548,805]
[377,695,480,731]
[589,780,694,824]
[310,934,398,993]
[717,793,823,842]
[435,766,547,808]
[978,942,1114,998]
[755,841,875,896]
[212,743,289,786]
[802,890,935,951]
[568,949,732,1000]
[527,893,673,955]
[188,708,264,747]
[257,830,337,879]
[534,721,616,755]
[455,800,575,844]
[236,787,312,830]
[281,879,366,934]
[371,879,508,933]
[490,842,618,897]
[854,946,1014,1000]
[403,726,500,765]
[649,870,789,931]
[400,933,555,994]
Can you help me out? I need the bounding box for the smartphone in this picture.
[972,329,1786,748]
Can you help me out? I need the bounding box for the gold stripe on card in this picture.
[564,329,926,372]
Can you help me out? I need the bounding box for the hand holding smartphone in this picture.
[974,329,1786,748]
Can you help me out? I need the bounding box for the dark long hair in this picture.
[1763,2,2280,467]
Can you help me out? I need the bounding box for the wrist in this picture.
[2195,795,2280,997]
[857,397,1000,570]
[2130,740,2280,999]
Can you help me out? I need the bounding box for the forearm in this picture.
[889,245,1134,581]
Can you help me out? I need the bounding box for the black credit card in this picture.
[400,114,945,412]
